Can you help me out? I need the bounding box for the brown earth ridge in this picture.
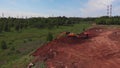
[31,27,120,68]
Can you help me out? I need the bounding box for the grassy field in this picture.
[0,23,91,68]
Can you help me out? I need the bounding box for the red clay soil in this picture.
[31,27,120,68]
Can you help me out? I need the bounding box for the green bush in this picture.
[10,46,15,51]
[40,62,46,68]
[8,42,13,45]
[16,50,21,53]
[46,32,53,41]
[83,28,86,31]
[23,40,27,43]
[1,40,7,50]
[28,38,32,41]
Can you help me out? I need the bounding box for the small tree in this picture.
[15,24,20,31]
[4,23,10,32]
[83,27,86,32]
[47,32,53,41]
[1,40,7,50]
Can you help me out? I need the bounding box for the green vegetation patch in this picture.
[0,23,91,67]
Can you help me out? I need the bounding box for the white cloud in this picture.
[80,0,115,17]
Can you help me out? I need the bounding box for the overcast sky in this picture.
[0,0,119,17]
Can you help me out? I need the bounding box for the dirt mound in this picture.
[31,27,120,68]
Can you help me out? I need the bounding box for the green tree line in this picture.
[0,16,94,33]
[0,16,119,33]
[95,16,120,25]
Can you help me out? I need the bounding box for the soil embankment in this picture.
[31,27,120,68]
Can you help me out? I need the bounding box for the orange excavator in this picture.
[56,32,70,39]
[57,31,90,39]
[67,33,79,38]
[57,32,80,38]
